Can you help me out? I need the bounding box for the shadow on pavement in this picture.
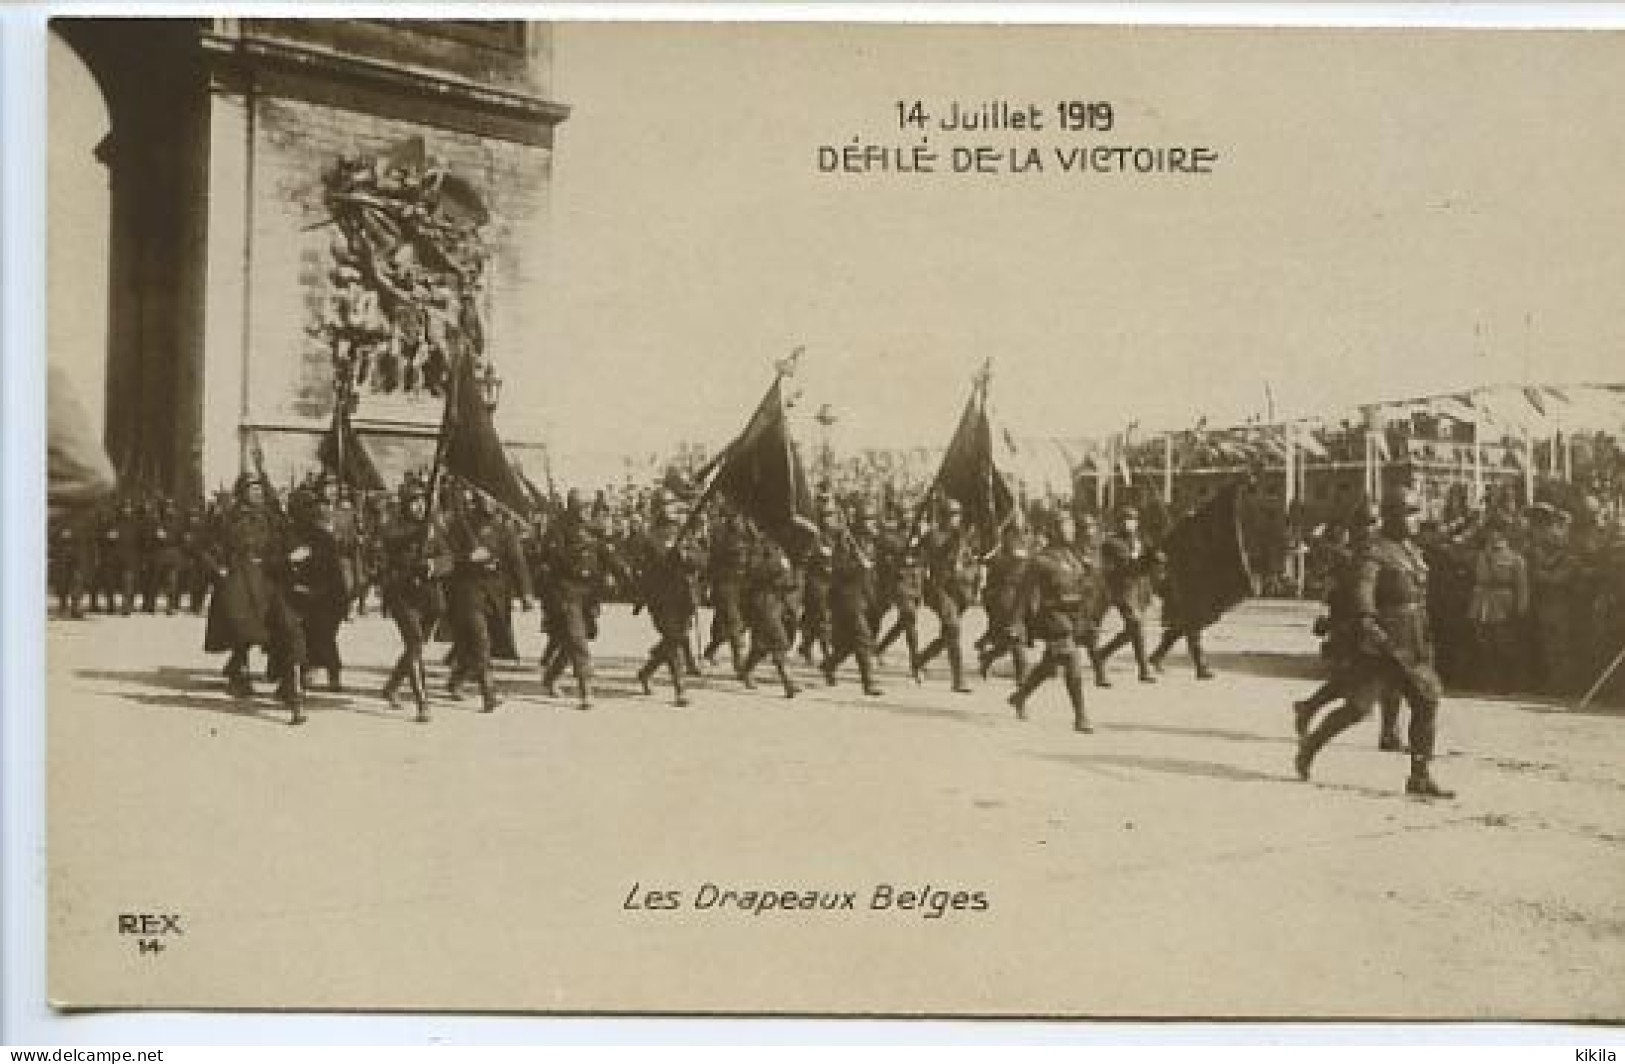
[1095,720,1295,747]
[1033,749,1288,785]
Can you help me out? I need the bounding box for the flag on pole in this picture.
[705,376,819,556]
[1162,481,1254,630]
[317,398,385,492]
[929,375,1015,552]
[442,355,532,516]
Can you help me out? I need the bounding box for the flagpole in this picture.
[905,361,991,548]
[1163,432,1174,505]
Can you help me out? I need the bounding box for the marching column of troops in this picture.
[57,465,1625,800]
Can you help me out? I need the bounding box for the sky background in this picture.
[529,23,1625,464]
[46,23,1625,477]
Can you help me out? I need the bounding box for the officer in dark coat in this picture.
[201,476,279,698]
[1007,507,1096,733]
[916,499,976,693]
[1096,505,1159,684]
[285,490,350,694]
[380,484,452,722]
[977,521,1032,684]
[739,533,801,699]
[634,498,704,707]
[1146,519,1214,680]
[820,504,884,696]
[1295,491,1455,798]
[1528,505,1579,694]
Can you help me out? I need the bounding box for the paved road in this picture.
[45,601,1625,1019]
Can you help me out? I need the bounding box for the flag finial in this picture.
[776,346,805,380]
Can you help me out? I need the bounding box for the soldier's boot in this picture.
[857,651,882,697]
[408,663,430,724]
[1291,699,1317,738]
[947,641,971,693]
[1088,644,1112,688]
[978,642,996,680]
[478,673,501,713]
[1147,631,1174,673]
[702,635,723,667]
[738,646,760,690]
[917,636,944,670]
[819,652,839,687]
[1191,635,1215,680]
[1132,631,1156,683]
[1065,673,1093,733]
[573,660,594,712]
[906,629,924,683]
[1404,756,1455,799]
[445,664,465,701]
[540,650,565,698]
[683,641,703,678]
[225,648,254,697]
[773,653,799,699]
[728,635,746,681]
[1097,630,1128,664]
[381,658,409,709]
[636,656,657,696]
[1007,658,1053,721]
[327,667,343,694]
[281,668,307,725]
[668,648,690,708]
[1011,644,1030,688]
[1295,704,1362,781]
[1378,697,1408,752]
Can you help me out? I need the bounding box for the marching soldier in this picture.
[287,489,350,694]
[1007,507,1097,733]
[1295,491,1456,798]
[819,504,884,696]
[445,488,528,713]
[798,510,835,665]
[1096,505,1159,684]
[1468,523,1529,694]
[634,497,705,707]
[702,506,752,677]
[916,499,976,693]
[875,529,926,682]
[1528,504,1579,694]
[539,489,620,710]
[202,474,309,722]
[379,483,452,722]
[1147,543,1215,680]
[738,534,802,699]
[977,521,1032,684]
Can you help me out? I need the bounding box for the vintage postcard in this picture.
[43,18,1625,1018]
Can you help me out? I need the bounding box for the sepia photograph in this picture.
[38,15,1625,1020]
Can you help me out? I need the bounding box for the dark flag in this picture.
[705,377,819,556]
[930,383,1015,552]
[317,400,385,492]
[442,356,532,517]
[1161,481,1254,630]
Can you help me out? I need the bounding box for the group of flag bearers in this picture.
[195,354,1455,799]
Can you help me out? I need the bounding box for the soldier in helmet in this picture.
[1095,505,1159,684]
[701,504,752,677]
[874,525,926,683]
[1007,506,1096,733]
[977,520,1032,684]
[634,494,705,707]
[1295,491,1456,798]
[285,487,350,694]
[539,488,621,710]
[444,487,527,712]
[798,507,836,665]
[142,494,188,615]
[820,502,884,697]
[915,498,976,693]
[738,533,802,699]
[97,495,143,616]
[379,482,452,722]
